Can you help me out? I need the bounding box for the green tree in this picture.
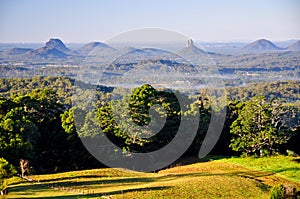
[230,96,297,157]
[0,101,36,166]
[0,158,16,192]
[0,158,16,179]
[0,89,69,172]
[95,84,181,152]
[60,107,100,170]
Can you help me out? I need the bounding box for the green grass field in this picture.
[3,156,300,199]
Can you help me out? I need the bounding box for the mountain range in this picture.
[1,38,300,59]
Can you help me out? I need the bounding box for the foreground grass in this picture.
[4,156,300,199]
[218,156,300,183]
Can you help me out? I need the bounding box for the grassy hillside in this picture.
[4,156,300,199]
[219,156,300,183]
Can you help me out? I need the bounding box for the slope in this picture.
[6,156,300,199]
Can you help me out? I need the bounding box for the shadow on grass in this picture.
[9,169,275,194]
[293,158,300,163]
[36,175,107,183]
[167,155,228,169]
[11,159,291,198]
[9,183,54,195]
[10,175,177,192]
[22,186,172,199]
[271,167,300,174]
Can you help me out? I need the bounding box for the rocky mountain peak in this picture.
[45,38,70,52]
[186,39,194,47]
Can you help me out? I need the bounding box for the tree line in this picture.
[0,77,299,176]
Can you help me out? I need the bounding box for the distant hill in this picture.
[77,42,114,55]
[26,38,70,58]
[242,39,283,53]
[177,39,207,57]
[4,47,33,55]
[99,47,197,88]
[27,47,69,58]
[118,46,137,55]
[287,40,300,51]
[115,48,186,64]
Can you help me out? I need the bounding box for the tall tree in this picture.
[230,96,297,156]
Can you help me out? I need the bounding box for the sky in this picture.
[0,0,299,43]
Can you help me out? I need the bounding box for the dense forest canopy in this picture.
[0,76,299,103]
[0,76,299,174]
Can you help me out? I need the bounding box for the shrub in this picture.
[0,158,16,193]
[0,158,16,179]
[270,185,285,199]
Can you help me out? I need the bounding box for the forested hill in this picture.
[0,76,113,106]
[0,76,299,174]
[0,76,299,104]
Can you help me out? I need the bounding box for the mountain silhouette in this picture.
[27,38,70,58]
[243,39,283,52]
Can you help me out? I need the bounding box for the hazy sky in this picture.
[0,0,299,43]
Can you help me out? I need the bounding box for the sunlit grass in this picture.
[4,156,300,199]
[219,156,300,183]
